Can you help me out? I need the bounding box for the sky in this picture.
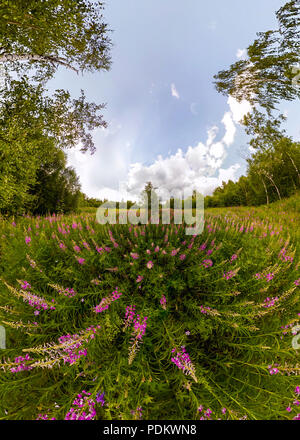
[48,0,300,202]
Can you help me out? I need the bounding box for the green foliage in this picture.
[0,196,299,420]
[214,0,300,115]
[0,0,111,80]
[206,138,300,207]
[0,1,112,216]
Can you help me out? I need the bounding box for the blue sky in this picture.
[48,0,300,201]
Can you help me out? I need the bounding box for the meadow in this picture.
[0,195,299,420]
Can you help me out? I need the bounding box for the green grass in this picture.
[0,195,299,420]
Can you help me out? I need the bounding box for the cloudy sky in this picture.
[49,0,300,201]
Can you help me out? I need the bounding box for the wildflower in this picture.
[76,257,85,265]
[202,259,213,268]
[265,273,274,282]
[128,315,148,364]
[94,288,122,313]
[171,346,197,382]
[19,280,31,290]
[294,279,300,287]
[25,236,31,245]
[73,245,81,253]
[96,392,105,407]
[200,305,211,314]
[10,354,33,373]
[221,408,227,414]
[262,297,279,308]
[59,242,66,250]
[160,294,167,310]
[65,390,96,420]
[179,254,186,261]
[286,407,292,412]
[268,366,279,375]
[146,261,154,269]
[123,305,136,330]
[131,406,143,420]
[136,275,143,283]
[230,254,238,263]
[295,386,300,396]
[130,252,139,260]
[223,270,237,280]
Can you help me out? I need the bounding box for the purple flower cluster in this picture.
[10,354,33,373]
[160,294,167,310]
[171,346,197,382]
[21,289,55,314]
[133,314,148,340]
[279,248,294,263]
[223,270,237,280]
[58,326,99,365]
[268,364,280,375]
[262,296,279,308]
[202,259,213,268]
[123,305,136,330]
[198,405,213,420]
[94,288,122,313]
[65,391,96,420]
[200,305,211,314]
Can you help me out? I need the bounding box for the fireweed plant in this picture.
[0,196,299,420]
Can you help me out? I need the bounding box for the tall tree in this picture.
[214,1,300,116]
[0,0,111,80]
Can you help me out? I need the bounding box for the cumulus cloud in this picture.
[67,97,252,201]
[123,96,253,200]
[236,48,247,59]
[171,83,180,99]
[228,95,252,123]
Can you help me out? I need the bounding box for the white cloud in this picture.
[171,83,180,99]
[221,112,236,146]
[236,48,247,59]
[67,97,251,201]
[228,96,252,124]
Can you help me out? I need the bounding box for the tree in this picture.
[140,182,159,222]
[214,1,300,116]
[0,0,111,81]
[29,149,81,214]
[0,77,107,214]
[0,1,113,215]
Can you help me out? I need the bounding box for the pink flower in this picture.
[265,273,274,282]
[179,254,186,261]
[202,259,213,268]
[76,257,85,265]
[146,261,154,269]
[136,275,143,283]
[160,294,167,310]
[25,236,31,244]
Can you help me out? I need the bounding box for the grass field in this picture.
[0,194,299,420]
